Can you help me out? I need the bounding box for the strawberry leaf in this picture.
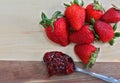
[94,4,105,11]
[95,34,99,41]
[93,0,105,11]
[80,0,84,6]
[40,12,49,28]
[40,21,47,28]
[52,11,63,19]
[45,19,55,31]
[73,0,79,5]
[109,39,115,46]
[90,18,95,25]
[94,4,101,10]
[41,12,48,21]
[89,25,94,30]
[113,23,118,31]
[86,48,100,68]
[94,0,99,4]
[90,18,100,40]
[115,32,120,37]
[73,0,84,6]
[90,24,99,40]
[109,32,120,45]
[51,11,63,30]
[64,3,70,7]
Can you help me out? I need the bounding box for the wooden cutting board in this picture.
[0,0,120,62]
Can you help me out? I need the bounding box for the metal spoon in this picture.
[75,66,120,83]
[43,51,120,83]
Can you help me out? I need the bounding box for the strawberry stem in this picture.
[86,48,100,68]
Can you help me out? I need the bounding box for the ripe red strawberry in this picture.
[64,0,85,31]
[86,0,104,23]
[40,11,69,46]
[74,44,100,68]
[94,21,114,42]
[101,5,120,23]
[69,25,95,45]
[43,51,75,76]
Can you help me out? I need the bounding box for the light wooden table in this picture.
[0,0,120,61]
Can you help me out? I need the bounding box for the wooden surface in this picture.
[0,61,120,83]
[0,0,120,83]
[0,0,120,62]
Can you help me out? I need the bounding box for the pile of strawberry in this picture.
[40,0,120,68]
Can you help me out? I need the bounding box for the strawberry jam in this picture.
[43,51,75,76]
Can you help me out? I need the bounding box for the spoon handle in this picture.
[76,66,120,83]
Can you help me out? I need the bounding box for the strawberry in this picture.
[86,0,104,23]
[64,0,85,31]
[69,25,95,45]
[40,11,69,46]
[101,5,120,23]
[74,44,100,68]
[94,21,114,42]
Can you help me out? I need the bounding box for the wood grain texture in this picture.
[0,61,120,83]
[0,0,120,61]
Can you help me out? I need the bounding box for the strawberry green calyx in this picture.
[74,0,84,6]
[73,0,79,5]
[93,0,104,11]
[109,23,120,45]
[115,32,120,37]
[64,0,84,7]
[112,4,120,11]
[79,0,84,6]
[113,23,120,38]
[110,32,120,45]
[52,11,63,19]
[40,12,48,28]
[86,48,100,68]
[40,11,63,30]
[90,18,95,25]
[90,25,99,40]
[64,3,70,7]
[109,39,114,46]
[113,23,118,31]
[90,18,99,40]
